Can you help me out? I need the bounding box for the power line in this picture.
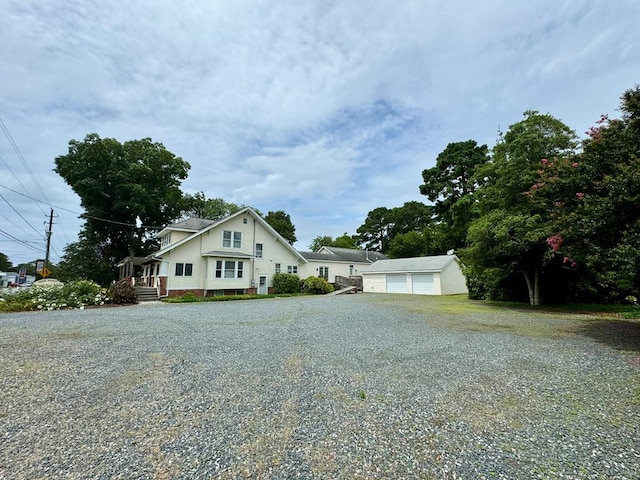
[0,115,51,206]
[0,183,164,229]
[0,229,44,254]
[0,191,45,239]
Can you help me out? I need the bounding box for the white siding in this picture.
[299,261,367,282]
[440,260,469,294]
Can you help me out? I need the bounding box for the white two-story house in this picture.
[141,207,307,297]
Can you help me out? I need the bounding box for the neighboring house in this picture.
[361,255,468,295]
[135,208,308,297]
[298,246,387,283]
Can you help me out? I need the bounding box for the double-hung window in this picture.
[287,265,298,274]
[175,263,192,276]
[215,260,244,279]
[255,243,263,258]
[222,230,242,248]
[275,263,281,274]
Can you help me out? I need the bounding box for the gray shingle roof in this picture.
[167,217,217,231]
[299,247,387,263]
[362,255,458,274]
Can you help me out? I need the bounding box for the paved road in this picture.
[1,295,638,479]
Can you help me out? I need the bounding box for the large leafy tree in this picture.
[463,111,578,305]
[264,210,297,245]
[420,140,489,249]
[55,133,190,282]
[530,87,640,301]
[356,202,433,253]
[356,207,394,252]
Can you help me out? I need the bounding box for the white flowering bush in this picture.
[0,280,112,312]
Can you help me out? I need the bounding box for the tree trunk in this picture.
[523,267,542,306]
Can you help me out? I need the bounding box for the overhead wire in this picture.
[0,183,164,229]
[0,116,51,207]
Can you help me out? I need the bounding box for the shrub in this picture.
[108,279,138,304]
[272,273,302,294]
[0,280,110,312]
[302,276,334,294]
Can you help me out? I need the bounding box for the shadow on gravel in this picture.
[574,320,640,353]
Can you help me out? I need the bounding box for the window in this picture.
[175,263,192,276]
[215,260,244,279]
[349,265,354,276]
[161,234,171,247]
[222,230,242,248]
[287,265,298,274]
[275,263,281,274]
[255,243,263,258]
[319,266,329,280]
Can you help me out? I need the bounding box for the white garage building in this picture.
[361,255,468,295]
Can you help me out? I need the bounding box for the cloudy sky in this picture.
[1,0,639,266]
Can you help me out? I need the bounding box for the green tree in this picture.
[463,111,578,305]
[181,193,244,220]
[56,231,114,285]
[54,133,190,283]
[420,140,489,249]
[264,210,297,245]
[356,207,394,252]
[530,87,640,301]
[356,202,433,253]
[0,252,12,271]
[332,233,359,249]
[387,231,426,258]
[309,235,334,252]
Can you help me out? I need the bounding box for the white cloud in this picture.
[1,0,639,262]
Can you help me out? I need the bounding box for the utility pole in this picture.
[45,208,53,270]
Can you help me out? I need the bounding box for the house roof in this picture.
[149,207,307,263]
[362,255,459,274]
[299,246,387,264]
[155,217,217,238]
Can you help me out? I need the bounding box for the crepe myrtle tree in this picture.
[463,111,579,305]
[526,86,640,302]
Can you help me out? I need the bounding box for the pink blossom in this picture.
[576,192,585,199]
[546,234,563,252]
[572,162,579,168]
[541,158,548,165]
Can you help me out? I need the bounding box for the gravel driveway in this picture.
[1,294,638,479]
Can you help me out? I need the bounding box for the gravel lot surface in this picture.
[1,294,638,479]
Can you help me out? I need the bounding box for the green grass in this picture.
[367,293,640,352]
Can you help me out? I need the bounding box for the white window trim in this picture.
[215,260,244,279]
[222,230,242,249]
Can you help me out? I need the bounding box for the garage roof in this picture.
[362,255,459,274]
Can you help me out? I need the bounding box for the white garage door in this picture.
[412,274,434,294]
[386,274,407,293]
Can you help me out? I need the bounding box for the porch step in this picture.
[135,286,159,302]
